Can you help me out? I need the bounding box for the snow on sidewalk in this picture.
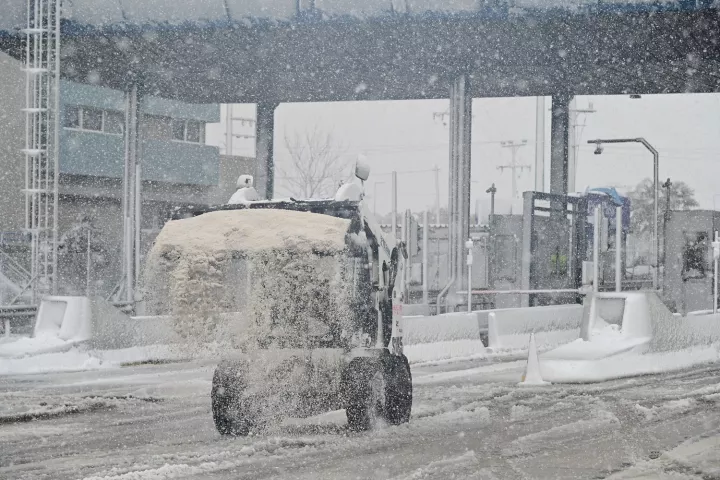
[0,344,183,376]
[0,333,79,358]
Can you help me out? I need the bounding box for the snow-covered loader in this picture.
[143,165,412,434]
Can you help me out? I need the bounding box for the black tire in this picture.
[343,358,386,431]
[211,360,251,436]
[384,354,412,425]
[342,354,412,431]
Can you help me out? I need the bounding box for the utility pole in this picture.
[498,140,531,204]
[662,178,672,280]
[568,99,596,193]
[434,165,440,224]
[486,183,497,288]
[535,97,546,192]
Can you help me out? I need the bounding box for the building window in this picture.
[144,115,172,140]
[82,107,103,131]
[186,121,201,143]
[104,111,124,135]
[63,105,124,135]
[171,119,205,144]
[64,106,80,128]
[172,119,185,141]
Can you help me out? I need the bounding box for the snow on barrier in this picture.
[34,296,92,342]
[402,312,483,345]
[541,291,720,383]
[0,296,94,358]
[487,304,583,351]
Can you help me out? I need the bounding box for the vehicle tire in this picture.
[342,358,387,431]
[211,360,251,436]
[342,354,412,431]
[384,353,412,425]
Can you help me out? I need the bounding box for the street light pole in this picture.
[486,183,497,289]
[587,137,660,290]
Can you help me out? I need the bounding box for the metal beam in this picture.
[451,75,472,292]
[122,85,140,303]
[534,96,545,192]
[255,102,278,200]
[437,75,472,312]
[549,94,570,196]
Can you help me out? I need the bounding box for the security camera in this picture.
[594,144,604,155]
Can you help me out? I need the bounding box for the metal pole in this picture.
[466,239,473,312]
[391,171,398,239]
[593,206,601,293]
[615,206,622,292]
[434,165,440,224]
[587,138,659,289]
[134,95,143,297]
[713,231,719,314]
[51,0,60,296]
[402,210,410,301]
[535,97,545,192]
[652,150,659,291]
[486,184,496,289]
[422,210,429,305]
[86,229,91,296]
[225,104,233,155]
[123,86,138,303]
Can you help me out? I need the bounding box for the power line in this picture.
[497,140,531,203]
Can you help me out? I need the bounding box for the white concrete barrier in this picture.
[401,312,483,345]
[541,292,720,383]
[34,296,92,342]
[487,304,583,351]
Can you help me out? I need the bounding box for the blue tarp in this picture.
[586,189,632,234]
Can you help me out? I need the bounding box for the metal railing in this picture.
[0,248,33,305]
[0,304,37,337]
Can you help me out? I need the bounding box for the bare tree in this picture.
[281,126,349,199]
[628,177,699,236]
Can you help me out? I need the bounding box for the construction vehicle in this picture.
[146,164,412,434]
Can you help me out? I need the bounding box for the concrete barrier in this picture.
[487,304,583,351]
[34,296,92,342]
[401,312,482,345]
[541,292,720,383]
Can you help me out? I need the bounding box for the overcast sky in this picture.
[207,93,720,218]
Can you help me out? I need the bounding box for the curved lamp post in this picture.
[587,138,659,291]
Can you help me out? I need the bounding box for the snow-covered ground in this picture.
[0,343,186,376]
[2,354,720,479]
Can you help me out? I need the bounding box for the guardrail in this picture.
[0,305,37,337]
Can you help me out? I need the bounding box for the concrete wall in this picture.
[662,210,720,314]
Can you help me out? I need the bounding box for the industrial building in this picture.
[0,51,253,303]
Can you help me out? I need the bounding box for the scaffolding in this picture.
[22,0,61,302]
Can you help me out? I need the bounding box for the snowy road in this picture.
[2,357,720,480]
